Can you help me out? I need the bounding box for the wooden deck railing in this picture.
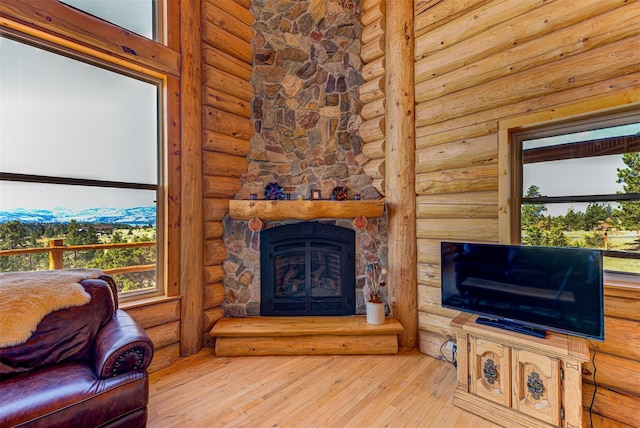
[0,239,156,275]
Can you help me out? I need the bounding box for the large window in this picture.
[61,0,158,41]
[0,34,163,298]
[509,109,640,277]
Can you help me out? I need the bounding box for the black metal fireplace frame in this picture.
[260,222,356,316]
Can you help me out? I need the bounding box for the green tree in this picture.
[0,220,29,250]
[616,152,640,230]
[63,220,101,267]
[520,185,569,247]
[563,207,583,231]
[581,203,612,231]
[0,221,32,271]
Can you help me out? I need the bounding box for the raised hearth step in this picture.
[210,316,404,356]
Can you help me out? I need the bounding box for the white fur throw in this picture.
[0,268,103,348]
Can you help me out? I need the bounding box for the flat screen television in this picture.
[441,241,604,340]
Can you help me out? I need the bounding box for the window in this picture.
[61,0,158,41]
[0,34,163,298]
[507,109,640,277]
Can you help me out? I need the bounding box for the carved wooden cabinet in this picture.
[451,313,590,428]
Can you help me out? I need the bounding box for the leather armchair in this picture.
[0,275,154,428]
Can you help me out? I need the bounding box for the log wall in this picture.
[358,0,386,195]
[200,0,253,346]
[413,1,640,425]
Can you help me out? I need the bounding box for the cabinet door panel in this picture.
[470,337,511,406]
[512,348,561,425]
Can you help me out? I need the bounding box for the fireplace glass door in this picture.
[261,222,355,316]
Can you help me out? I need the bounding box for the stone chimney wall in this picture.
[222,0,387,317]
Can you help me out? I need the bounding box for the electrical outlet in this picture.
[446,341,455,351]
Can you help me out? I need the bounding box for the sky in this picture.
[523,124,640,216]
[0,4,157,213]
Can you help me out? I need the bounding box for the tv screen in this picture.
[441,241,604,340]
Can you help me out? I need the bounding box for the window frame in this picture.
[0,6,171,301]
[499,99,640,285]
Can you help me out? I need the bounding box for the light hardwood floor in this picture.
[147,347,498,427]
[147,348,630,428]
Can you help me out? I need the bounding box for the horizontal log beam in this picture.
[215,0,254,26]
[204,221,224,240]
[203,151,248,177]
[416,164,498,195]
[202,175,241,198]
[202,2,253,43]
[362,56,385,82]
[202,130,251,157]
[361,98,386,121]
[417,203,498,219]
[362,139,385,159]
[203,307,225,332]
[593,316,640,361]
[202,85,251,118]
[361,35,384,63]
[363,158,385,179]
[582,383,640,428]
[204,282,226,309]
[203,239,227,266]
[582,351,640,397]
[417,218,499,241]
[360,0,385,27]
[358,75,385,104]
[203,198,229,221]
[203,106,253,140]
[361,15,385,45]
[202,45,252,81]
[147,342,180,373]
[202,19,252,64]
[416,134,497,174]
[203,67,254,102]
[204,265,225,284]
[145,320,180,350]
[415,0,490,37]
[358,115,385,142]
[124,299,181,329]
[372,178,385,195]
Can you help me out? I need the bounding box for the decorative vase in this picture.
[366,302,385,325]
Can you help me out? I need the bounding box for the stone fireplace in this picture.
[221,0,387,318]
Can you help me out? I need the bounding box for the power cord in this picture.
[439,338,457,369]
[586,339,597,428]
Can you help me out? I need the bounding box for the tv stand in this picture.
[451,313,589,428]
[475,317,546,339]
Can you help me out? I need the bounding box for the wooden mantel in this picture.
[228,199,385,221]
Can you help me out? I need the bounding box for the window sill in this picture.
[604,274,640,299]
[120,294,181,310]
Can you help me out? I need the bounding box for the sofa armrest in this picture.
[92,310,154,380]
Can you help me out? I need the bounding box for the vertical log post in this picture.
[180,0,204,355]
[385,0,417,348]
[49,238,64,270]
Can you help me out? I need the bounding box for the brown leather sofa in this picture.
[0,275,154,428]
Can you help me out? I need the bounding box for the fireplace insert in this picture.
[260,222,355,316]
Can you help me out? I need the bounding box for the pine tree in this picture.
[616,152,640,231]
